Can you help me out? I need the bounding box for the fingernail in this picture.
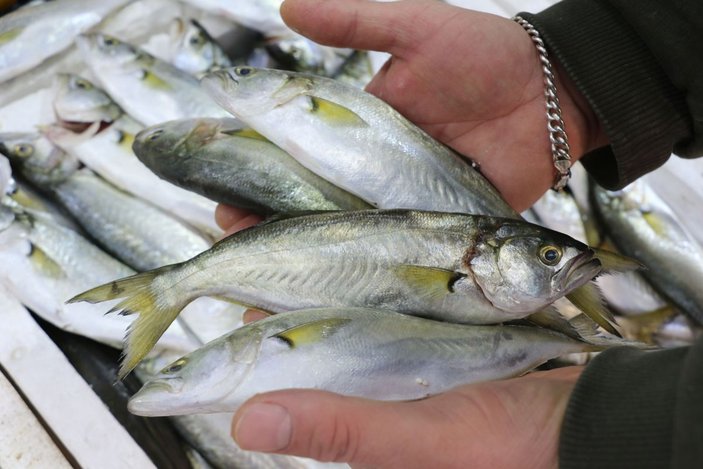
[233,403,292,452]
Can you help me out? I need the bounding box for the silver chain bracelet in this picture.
[513,15,571,191]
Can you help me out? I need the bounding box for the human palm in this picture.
[231,359,581,468]
[280,0,604,210]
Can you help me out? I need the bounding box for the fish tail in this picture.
[68,271,158,304]
[566,283,621,337]
[68,267,193,379]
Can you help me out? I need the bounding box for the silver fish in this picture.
[0,193,196,353]
[133,118,372,213]
[48,74,222,237]
[51,73,123,125]
[76,33,230,126]
[70,209,636,377]
[201,67,518,218]
[592,179,703,324]
[127,307,616,416]
[0,0,130,82]
[169,18,232,76]
[0,132,211,271]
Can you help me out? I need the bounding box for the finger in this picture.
[232,389,450,467]
[280,0,433,54]
[242,309,271,324]
[214,204,255,230]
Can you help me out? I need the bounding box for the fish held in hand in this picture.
[127,307,634,417]
[68,210,637,377]
[201,66,519,218]
[132,118,372,213]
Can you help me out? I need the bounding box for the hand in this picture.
[279,0,606,211]
[230,359,582,468]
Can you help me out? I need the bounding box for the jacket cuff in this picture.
[558,346,686,468]
[519,0,689,189]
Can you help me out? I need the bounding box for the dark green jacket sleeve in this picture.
[519,0,703,189]
[557,336,703,468]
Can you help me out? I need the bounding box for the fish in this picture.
[0,132,212,271]
[333,50,375,89]
[0,195,197,353]
[48,74,222,237]
[0,0,130,82]
[69,209,638,377]
[591,179,703,324]
[169,18,232,76]
[51,73,123,126]
[133,118,372,213]
[202,67,624,335]
[127,307,631,416]
[266,35,353,76]
[76,33,230,126]
[201,67,519,219]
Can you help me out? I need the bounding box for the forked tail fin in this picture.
[68,267,192,378]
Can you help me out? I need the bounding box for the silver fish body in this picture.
[47,74,222,236]
[201,67,518,218]
[0,0,129,82]
[128,307,602,416]
[0,196,196,353]
[592,180,703,323]
[76,34,230,126]
[0,132,211,271]
[133,118,372,213]
[71,209,616,376]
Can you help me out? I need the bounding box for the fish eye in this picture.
[13,144,34,158]
[235,66,254,77]
[163,358,187,374]
[103,37,119,47]
[539,245,562,266]
[146,129,163,142]
[73,78,92,90]
[189,33,206,47]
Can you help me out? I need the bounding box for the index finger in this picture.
[280,0,429,54]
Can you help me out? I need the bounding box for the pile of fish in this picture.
[1,0,701,468]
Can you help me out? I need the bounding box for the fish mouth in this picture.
[127,377,185,417]
[555,251,602,293]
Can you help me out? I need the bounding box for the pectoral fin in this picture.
[274,318,352,347]
[0,27,22,45]
[394,265,464,301]
[29,244,64,279]
[221,128,269,142]
[308,96,368,127]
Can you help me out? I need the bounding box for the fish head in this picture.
[171,18,227,75]
[201,66,313,118]
[52,74,122,125]
[76,33,142,70]
[133,117,241,163]
[128,327,264,416]
[469,222,603,313]
[0,132,79,187]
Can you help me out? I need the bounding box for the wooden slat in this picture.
[0,371,72,469]
[0,286,155,469]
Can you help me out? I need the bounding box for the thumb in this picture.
[231,389,448,467]
[280,0,441,54]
